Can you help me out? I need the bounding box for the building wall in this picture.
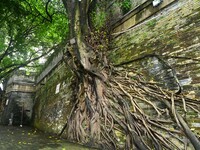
[111,0,200,97]
[1,92,35,125]
[107,0,148,25]
[33,62,74,134]
[1,70,35,125]
[110,0,200,132]
[32,0,200,137]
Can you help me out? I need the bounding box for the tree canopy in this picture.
[0,0,68,80]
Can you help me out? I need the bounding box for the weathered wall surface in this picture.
[33,62,74,134]
[1,92,35,125]
[36,51,63,83]
[108,0,149,26]
[110,0,200,133]
[111,0,200,98]
[32,0,200,139]
[1,70,35,125]
[112,0,177,33]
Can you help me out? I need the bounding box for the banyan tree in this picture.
[59,0,200,149]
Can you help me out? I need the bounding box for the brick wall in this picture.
[110,0,200,134]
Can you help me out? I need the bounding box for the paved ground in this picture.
[0,125,94,150]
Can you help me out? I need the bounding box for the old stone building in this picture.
[1,70,36,125]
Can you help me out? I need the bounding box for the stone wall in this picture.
[32,0,200,138]
[107,0,148,25]
[1,92,35,125]
[1,70,35,125]
[112,0,177,34]
[33,62,74,134]
[110,0,200,133]
[36,51,63,83]
[111,0,200,97]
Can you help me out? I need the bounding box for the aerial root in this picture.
[60,67,200,149]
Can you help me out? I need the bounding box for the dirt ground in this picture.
[0,125,94,150]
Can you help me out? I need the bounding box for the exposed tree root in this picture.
[60,65,200,149]
[59,0,200,149]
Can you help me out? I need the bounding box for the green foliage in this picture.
[119,0,132,15]
[146,19,157,28]
[0,0,69,80]
[90,1,108,30]
[91,10,107,30]
[85,30,109,53]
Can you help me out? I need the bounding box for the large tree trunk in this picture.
[60,0,200,149]
[61,0,105,147]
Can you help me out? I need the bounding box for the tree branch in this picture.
[45,0,53,23]
[0,36,14,62]
[0,46,54,80]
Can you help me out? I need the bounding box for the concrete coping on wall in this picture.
[6,70,36,86]
[5,70,36,93]
[7,76,35,86]
[36,51,64,84]
[112,0,177,35]
[112,0,151,26]
[5,84,36,94]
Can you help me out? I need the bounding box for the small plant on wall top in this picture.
[91,10,107,30]
[146,19,157,28]
[119,0,132,15]
[89,1,108,30]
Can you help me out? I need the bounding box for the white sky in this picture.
[0,83,3,90]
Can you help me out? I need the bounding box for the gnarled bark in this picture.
[60,0,200,149]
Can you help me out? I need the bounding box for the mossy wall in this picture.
[33,62,74,134]
[110,0,200,134]
[111,0,200,98]
[33,0,200,138]
[107,0,148,26]
[1,70,36,125]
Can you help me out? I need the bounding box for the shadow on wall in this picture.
[140,55,181,93]
[1,92,34,126]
